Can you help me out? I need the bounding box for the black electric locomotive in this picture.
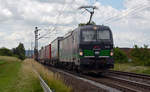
[59,25,114,72]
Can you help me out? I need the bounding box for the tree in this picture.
[0,47,13,56]
[12,43,25,60]
[113,47,128,63]
[130,44,150,66]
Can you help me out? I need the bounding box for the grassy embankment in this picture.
[113,63,150,75]
[0,56,43,92]
[0,56,72,92]
[29,59,72,92]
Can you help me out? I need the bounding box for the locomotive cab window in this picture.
[81,30,96,42]
[97,30,110,40]
[81,30,111,42]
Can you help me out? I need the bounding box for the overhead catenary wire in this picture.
[39,0,78,41]
[103,2,150,24]
[105,6,150,24]
[38,0,78,50]
[104,4,146,22]
[50,0,77,36]
[38,0,68,40]
[101,1,150,47]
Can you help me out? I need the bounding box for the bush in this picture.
[12,43,25,60]
[0,43,25,60]
[130,45,150,66]
[114,47,128,63]
[0,47,13,56]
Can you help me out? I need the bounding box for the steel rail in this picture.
[107,76,150,91]
[108,70,150,80]
[83,75,140,92]
[45,65,149,92]
[105,70,150,91]
[53,67,143,92]
[41,64,150,92]
[61,69,150,92]
[46,66,121,92]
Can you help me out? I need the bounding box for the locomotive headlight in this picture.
[79,51,83,56]
[93,26,97,30]
[110,52,113,56]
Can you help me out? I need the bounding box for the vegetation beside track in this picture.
[29,59,72,92]
[0,56,72,92]
[0,43,25,60]
[113,45,150,75]
[0,56,43,92]
[114,63,150,75]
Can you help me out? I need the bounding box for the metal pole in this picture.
[34,27,39,61]
[31,41,33,58]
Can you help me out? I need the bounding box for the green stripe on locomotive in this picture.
[99,50,111,56]
[83,50,94,56]
[80,49,111,57]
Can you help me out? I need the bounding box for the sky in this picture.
[97,0,124,10]
[0,0,150,49]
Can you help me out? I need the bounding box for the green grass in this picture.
[13,61,43,92]
[0,56,43,92]
[29,59,72,92]
[0,57,72,92]
[114,63,150,75]
[0,60,21,92]
[0,60,5,65]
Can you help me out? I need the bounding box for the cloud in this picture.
[0,0,150,49]
[104,0,150,47]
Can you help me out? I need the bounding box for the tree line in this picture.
[1,43,150,64]
[0,43,25,60]
[114,45,150,66]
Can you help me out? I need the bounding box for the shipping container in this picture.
[51,37,63,62]
[39,47,46,63]
[59,31,73,62]
[45,44,51,59]
[59,29,80,64]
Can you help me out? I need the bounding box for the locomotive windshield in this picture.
[81,30,110,42]
[97,30,110,40]
[82,30,96,41]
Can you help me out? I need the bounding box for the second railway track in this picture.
[44,64,150,92]
[103,70,150,92]
[82,70,150,92]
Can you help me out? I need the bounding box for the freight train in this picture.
[38,25,114,73]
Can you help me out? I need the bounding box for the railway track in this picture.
[103,70,150,92]
[83,75,141,92]
[45,65,120,92]
[81,70,150,92]
[107,70,150,86]
[44,64,150,92]
[107,70,150,80]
